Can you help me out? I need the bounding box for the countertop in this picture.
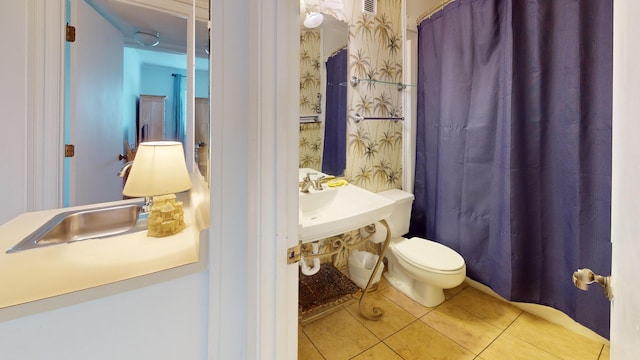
[0,174,209,309]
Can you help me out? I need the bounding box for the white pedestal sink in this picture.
[297,170,395,243]
[297,169,397,320]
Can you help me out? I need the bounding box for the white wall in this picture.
[141,64,180,140]
[140,64,209,142]
[123,48,142,148]
[0,271,209,359]
[406,0,442,24]
[321,19,347,61]
[195,69,209,99]
[0,1,28,225]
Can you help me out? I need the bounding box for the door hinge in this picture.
[64,144,75,158]
[287,244,301,264]
[66,24,76,42]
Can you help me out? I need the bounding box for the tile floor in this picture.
[299,278,610,360]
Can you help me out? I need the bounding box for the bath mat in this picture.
[298,263,360,316]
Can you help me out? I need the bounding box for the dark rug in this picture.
[299,263,360,314]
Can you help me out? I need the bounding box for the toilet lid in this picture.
[394,237,465,272]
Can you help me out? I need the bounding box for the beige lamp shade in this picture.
[123,141,192,197]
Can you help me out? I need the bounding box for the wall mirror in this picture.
[298,13,348,176]
[65,0,210,207]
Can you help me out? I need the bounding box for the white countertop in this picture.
[0,175,209,309]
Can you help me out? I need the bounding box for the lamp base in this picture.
[146,194,186,237]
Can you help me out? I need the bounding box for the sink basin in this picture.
[298,183,395,243]
[6,202,147,253]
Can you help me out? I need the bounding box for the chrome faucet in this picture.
[313,176,325,191]
[118,161,134,177]
[300,173,313,193]
[300,173,325,193]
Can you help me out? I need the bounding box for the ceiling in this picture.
[86,0,210,59]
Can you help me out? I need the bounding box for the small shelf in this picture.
[340,76,416,91]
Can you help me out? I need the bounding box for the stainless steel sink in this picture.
[6,202,146,253]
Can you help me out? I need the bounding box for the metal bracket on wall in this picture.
[287,244,301,264]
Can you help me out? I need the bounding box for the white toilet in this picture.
[373,189,466,307]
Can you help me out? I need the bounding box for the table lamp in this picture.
[123,141,192,237]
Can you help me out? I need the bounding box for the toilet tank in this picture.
[377,189,415,238]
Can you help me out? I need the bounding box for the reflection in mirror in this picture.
[65,0,209,207]
[299,15,348,176]
[194,4,211,185]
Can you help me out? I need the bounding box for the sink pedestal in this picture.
[297,218,393,321]
[357,219,391,320]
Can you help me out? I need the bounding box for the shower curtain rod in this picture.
[417,0,456,24]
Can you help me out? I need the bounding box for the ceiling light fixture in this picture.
[303,12,324,28]
[134,30,160,47]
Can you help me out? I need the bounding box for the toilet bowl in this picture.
[371,189,466,307]
[385,236,465,307]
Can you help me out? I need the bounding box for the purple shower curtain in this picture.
[409,0,612,337]
[322,48,348,176]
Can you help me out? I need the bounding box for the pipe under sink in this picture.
[6,202,146,253]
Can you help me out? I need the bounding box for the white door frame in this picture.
[208,0,299,358]
[610,1,640,358]
[26,0,65,212]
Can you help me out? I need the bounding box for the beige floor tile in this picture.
[299,279,608,360]
[447,287,521,329]
[385,321,475,360]
[421,302,502,355]
[298,328,324,360]
[346,292,417,340]
[301,308,378,360]
[479,332,561,360]
[353,275,391,298]
[444,282,468,299]
[506,313,604,360]
[352,343,404,360]
[380,281,433,318]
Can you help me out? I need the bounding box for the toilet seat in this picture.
[393,237,465,273]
